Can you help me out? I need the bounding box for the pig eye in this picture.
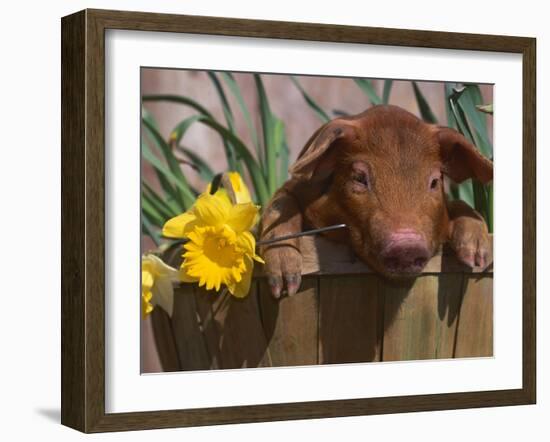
[350,161,370,192]
[352,172,369,189]
[429,176,441,191]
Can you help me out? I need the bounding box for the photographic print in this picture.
[140,69,494,373]
[61,9,535,431]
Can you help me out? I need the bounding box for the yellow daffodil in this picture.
[204,171,252,205]
[141,254,179,318]
[227,171,252,204]
[162,172,264,298]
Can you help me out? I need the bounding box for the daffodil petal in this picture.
[142,270,154,289]
[214,273,222,292]
[146,254,179,279]
[186,229,205,246]
[237,231,256,256]
[228,172,252,204]
[142,290,154,318]
[142,288,153,302]
[231,255,254,298]
[179,268,197,283]
[153,277,174,317]
[199,274,207,287]
[183,262,203,278]
[227,203,260,233]
[232,266,243,283]
[219,224,237,244]
[193,193,231,226]
[141,254,180,319]
[214,188,232,205]
[142,302,153,319]
[142,259,153,273]
[162,212,198,238]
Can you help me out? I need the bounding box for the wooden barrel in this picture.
[151,235,493,371]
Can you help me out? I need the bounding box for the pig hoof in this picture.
[267,275,283,298]
[261,245,303,299]
[284,273,302,297]
[450,218,491,269]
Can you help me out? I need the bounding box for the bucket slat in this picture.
[258,278,319,367]
[318,275,383,364]
[454,276,494,358]
[193,287,223,369]
[381,274,464,361]
[170,286,211,370]
[205,282,272,369]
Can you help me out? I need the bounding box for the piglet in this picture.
[260,105,493,298]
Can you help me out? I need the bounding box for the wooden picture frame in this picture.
[61,8,536,433]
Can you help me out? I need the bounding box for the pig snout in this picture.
[379,229,430,275]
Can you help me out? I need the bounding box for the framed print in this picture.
[61,9,536,433]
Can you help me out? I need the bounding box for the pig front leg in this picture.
[447,199,491,269]
[259,188,303,298]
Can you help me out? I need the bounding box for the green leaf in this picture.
[142,107,160,130]
[141,141,197,206]
[354,78,382,105]
[254,74,279,197]
[448,87,475,142]
[207,72,241,173]
[448,85,492,160]
[170,114,242,177]
[290,76,331,123]
[144,92,242,173]
[141,215,161,247]
[272,119,285,156]
[456,85,492,158]
[175,145,216,183]
[446,86,493,226]
[142,94,213,118]
[141,110,183,209]
[169,114,204,145]
[141,141,184,214]
[142,88,272,204]
[472,181,490,230]
[156,111,268,205]
[412,81,438,124]
[208,72,236,130]
[448,182,460,201]
[457,179,474,209]
[191,114,270,205]
[455,100,477,143]
[382,79,393,104]
[142,189,172,225]
[278,140,290,187]
[141,196,165,229]
[444,83,458,129]
[220,72,262,163]
[142,181,179,220]
[142,118,196,208]
[271,118,286,191]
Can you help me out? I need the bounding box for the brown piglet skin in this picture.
[260,105,493,298]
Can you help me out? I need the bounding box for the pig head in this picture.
[259,105,493,298]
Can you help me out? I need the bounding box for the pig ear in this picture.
[289,119,359,181]
[435,126,493,184]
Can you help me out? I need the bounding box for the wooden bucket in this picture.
[151,235,493,371]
